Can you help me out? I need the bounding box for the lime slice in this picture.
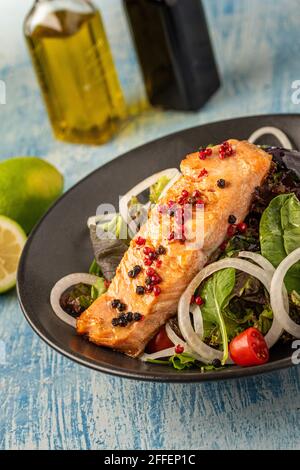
[0,215,27,293]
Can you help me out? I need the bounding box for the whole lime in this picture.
[0,157,63,233]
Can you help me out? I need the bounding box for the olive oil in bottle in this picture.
[24,0,127,145]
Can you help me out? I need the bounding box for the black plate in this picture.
[17,114,300,382]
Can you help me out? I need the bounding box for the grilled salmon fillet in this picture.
[77,140,272,357]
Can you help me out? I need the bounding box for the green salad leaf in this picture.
[90,225,128,281]
[290,291,300,325]
[169,353,196,370]
[71,283,94,311]
[91,277,107,300]
[199,269,273,350]
[77,294,92,310]
[149,176,170,204]
[225,271,273,337]
[224,231,260,257]
[60,276,108,317]
[254,308,273,335]
[281,194,300,255]
[199,268,235,363]
[89,259,102,276]
[147,353,196,370]
[260,193,300,292]
[291,290,300,307]
[147,354,225,372]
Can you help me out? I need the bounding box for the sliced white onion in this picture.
[190,304,204,338]
[165,322,184,346]
[50,273,100,328]
[178,258,283,365]
[248,126,293,149]
[166,321,207,362]
[119,168,181,228]
[231,253,288,344]
[270,248,300,338]
[140,347,176,362]
[140,322,206,363]
[238,251,275,274]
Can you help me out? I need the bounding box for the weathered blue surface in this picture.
[0,0,300,450]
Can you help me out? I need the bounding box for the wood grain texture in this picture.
[0,0,300,450]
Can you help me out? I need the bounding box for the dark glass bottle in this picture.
[123,0,220,111]
[24,0,126,145]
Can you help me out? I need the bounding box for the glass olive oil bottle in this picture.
[24,0,127,145]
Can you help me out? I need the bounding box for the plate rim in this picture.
[17,113,299,382]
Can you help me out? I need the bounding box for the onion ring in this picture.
[270,248,300,338]
[50,273,100,328]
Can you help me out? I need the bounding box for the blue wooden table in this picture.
[1,0,300,450]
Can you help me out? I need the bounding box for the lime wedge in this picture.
[0,215,27,293]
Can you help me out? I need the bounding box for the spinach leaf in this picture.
[260,194,300,292]
[281,194,300,254]
[199,268,235,363]
[260,194,290,266]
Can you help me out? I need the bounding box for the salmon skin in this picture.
[77,140,272,357]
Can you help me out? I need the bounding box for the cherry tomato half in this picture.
[146,326,174,353]
[229,327,269,367]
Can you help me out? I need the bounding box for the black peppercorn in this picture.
[111,299,120,309]
[117,302,126,312]
[156,245,167,255]
[112,317,120,326]
[133,312,142,322]
[212,358,222,368]
[217,179,226,188]
[228,214,237,224]
[136,286,145,295]
[133,265,142,276]
[118,315,128,327]
[126,312,133,322]
[128,265,142,278]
